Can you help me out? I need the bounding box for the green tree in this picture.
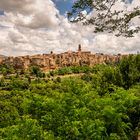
[30,66,45,78]
[119,55,140,89]
[70,0,140,37]
[0,116,48,140]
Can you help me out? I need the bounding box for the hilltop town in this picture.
[0,45,126,71]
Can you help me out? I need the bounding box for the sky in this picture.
[53,0,73,15]
[0,0,140,56]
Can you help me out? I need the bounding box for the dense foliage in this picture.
[0,54,140,140]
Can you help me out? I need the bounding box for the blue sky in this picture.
[53,0,133,15]
[53,0,73,15]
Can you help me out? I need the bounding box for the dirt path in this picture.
[51,73,84,79]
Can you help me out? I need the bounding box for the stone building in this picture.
[0,45,124,71]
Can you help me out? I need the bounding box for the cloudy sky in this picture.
[0,0,140,56]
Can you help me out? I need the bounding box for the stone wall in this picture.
[0,46,125,71]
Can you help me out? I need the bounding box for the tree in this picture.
[119,55,140,89]
[30,66,45,78]
[70,0,140,37]
[0,116,47,140]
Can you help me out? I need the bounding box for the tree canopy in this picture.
[69,0,140,37]
[0,54,140,139]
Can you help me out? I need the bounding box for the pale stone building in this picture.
[0,45,124,71]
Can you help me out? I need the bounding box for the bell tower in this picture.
[78,44,82,52]
[50,51,53,54]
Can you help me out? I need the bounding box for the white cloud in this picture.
[0,0,60,29]
[0,0,140,56]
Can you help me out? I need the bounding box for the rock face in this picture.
[0,45,125,71]
[0,55,7,64]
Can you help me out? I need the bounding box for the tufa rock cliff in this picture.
[0,45,126,71]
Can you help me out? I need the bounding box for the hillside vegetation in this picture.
[0,54,140,140]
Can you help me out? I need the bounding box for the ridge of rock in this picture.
[0,45,127,71]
